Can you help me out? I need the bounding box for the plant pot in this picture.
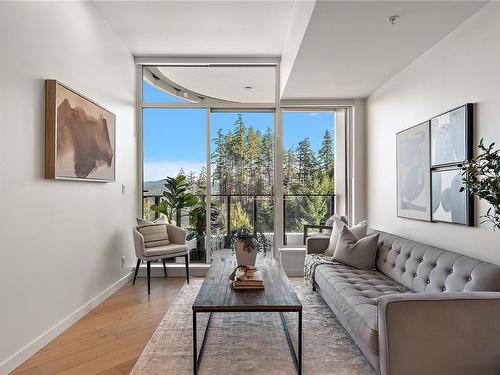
[234,240,257,266]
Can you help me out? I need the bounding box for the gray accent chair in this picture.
[132,223,190,295]
[307,230,500,375]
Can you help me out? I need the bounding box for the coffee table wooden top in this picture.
[192,257,302,312]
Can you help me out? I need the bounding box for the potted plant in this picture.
[231,228,271,266]
[151,175,198,224]
[461,139,500,229]
[186,201,221,262]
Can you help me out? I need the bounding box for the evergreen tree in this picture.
[195,167,207,195]
[261,127,273,194]
[212,128,227,195]
[230,202,253,231]
[296,137,318,187]
[283,148,298,194]
[230,114,248,195]
[319,129,334,177]
[246,126,260,194]
[187,171,196,194]
[257,198,274,233]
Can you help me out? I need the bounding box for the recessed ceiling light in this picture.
[244,86,253,91]
[388,15,399,25]
[183,92,189,98]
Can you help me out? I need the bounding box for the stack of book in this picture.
[233,268,264,290]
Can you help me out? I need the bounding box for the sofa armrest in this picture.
[166,224,187,245]
[378,292,500,375]
[306,236,330,255]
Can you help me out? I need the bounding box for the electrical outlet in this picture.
[122,256,125,268]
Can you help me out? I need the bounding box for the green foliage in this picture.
[461,139,500,229]
[151,175,198,224]
[231,228,271,255]
[256,198,273,233]
[297,137,318,185]
[186,201,221,249]
[231,202,253,231]
[319,129,334,177]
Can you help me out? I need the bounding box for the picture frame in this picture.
[431,167,473,226]
[396,121,431,222]
[430,104,472,167]
[45,80,116,182]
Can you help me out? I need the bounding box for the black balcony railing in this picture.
[142,192,335,248]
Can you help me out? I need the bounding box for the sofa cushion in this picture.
[333,227,379,270]
[325,219,368,256]
[314,263,408,353]
[143,243,188,258]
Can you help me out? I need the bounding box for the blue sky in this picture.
[143,82,335,181]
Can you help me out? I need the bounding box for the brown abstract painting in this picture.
[45,80,115,181]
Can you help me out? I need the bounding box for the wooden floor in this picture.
[13,277,187,375]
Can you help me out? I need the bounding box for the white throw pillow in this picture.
[324,219,368,257]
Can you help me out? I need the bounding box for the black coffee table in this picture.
[192,257,303,374]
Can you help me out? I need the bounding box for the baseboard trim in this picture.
[283,269,304,277]
[0,271,134,375]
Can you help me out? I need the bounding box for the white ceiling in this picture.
[93,0,486,99]
[92,1,296,56]
[282,1,486,99]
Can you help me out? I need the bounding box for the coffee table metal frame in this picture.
[192,306,302,375]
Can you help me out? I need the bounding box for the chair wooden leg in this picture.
[185,254,190,284]
[133,259,141,285]
[162,259,167,278]
[147,261,151,295]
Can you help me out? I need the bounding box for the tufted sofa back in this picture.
[371,230,500,293]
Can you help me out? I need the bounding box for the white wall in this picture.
[0,2,137,372]
[366,3,500,265]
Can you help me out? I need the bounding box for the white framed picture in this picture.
[396,121,431,221]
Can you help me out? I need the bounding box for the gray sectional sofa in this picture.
[306,229,500,375]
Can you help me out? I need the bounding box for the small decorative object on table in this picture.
[231,228,270,267]
[230,265,264,290]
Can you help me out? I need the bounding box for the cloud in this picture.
[144,160,205,182]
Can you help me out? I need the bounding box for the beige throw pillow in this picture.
[324,219,368,256]
[332,226,379,270]
[136,218,169,248]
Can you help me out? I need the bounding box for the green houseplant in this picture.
[461,139,500,229]
[231,228,271,266]
[186,201,221,261]
[151,175,198,224]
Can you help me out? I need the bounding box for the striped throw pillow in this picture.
[136,218,169,248]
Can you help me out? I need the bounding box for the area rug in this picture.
[131,279,376,375]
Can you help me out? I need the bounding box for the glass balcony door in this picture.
[209,111,275,259]
[282,110,336,245]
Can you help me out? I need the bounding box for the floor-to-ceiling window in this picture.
[282,110,336,244]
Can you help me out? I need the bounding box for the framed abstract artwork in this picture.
[431,168,473,226]
[45,80,116,182]
[396,121,431,221]
[430,104,472,167]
